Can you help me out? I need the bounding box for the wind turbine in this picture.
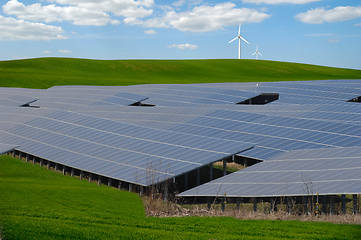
[229,23,249,59]
[252,45,262,60]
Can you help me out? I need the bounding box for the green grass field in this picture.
[0,58,360,89]
[1,156,361,240]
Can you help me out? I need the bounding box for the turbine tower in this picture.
[229,23,249,59]
[252,45,262,60]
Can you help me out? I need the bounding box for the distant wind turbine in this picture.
[229,23,249,59]
[252,45,262,60]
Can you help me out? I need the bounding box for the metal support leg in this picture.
[223,159,227,176]
[71,168,74,177]
[342,194,346,214]
[19,152,22,160]
[129,183,133,192]
[47,160,50,170]
[353,194,358,214]
[253,198,258,212]
[98,176,101,186]
[118,181,122,190]
[322,195,327,214]
[197,168,200,186]
[236,197,240,211]
[33,156,36,165]
[55,163,58,171]
[40,158,43,167]
[303,196,308,214]
[185,172,188,190]
[330,196,335,215]
[207,197,212,210]
[63,166,66,175]
[26,154,29,163]
[108,178,112,187]
[12,150,16,157]
[271,198,277,212]
[209,163,213,181]
[79,170,83,180]
[89,173,92,183]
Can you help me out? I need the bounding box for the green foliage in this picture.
[0,58,360,89]
[1,155,360,240]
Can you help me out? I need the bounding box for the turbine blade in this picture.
[229,37,238,43]
[241,37,249,44]
[238,23,241,36]
[252,52,256,55]
[259,52,262,56]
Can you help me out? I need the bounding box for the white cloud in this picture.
[144,29,157,34]
[295,6,361,24]
[327,39,340,43]
[167,43,198,49]
[165,3,271,32]
[172,0,186,7]
[242,0,320,4]
[41,50,51,53]
[3,0,118,26]
[59,49,71,53]
[128,2,271,32]
[354,23,361,26]
[47,0,154,18]
[0,15,67,41]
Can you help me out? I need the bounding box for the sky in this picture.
[0,0,360,70]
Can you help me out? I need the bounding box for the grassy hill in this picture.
[1,155,360,240]
[0,58,360,89]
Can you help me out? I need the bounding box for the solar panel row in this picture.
[1,79,361,197]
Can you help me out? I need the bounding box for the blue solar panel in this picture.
[1,79,361,196]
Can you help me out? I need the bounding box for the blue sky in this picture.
[1,0,360,69]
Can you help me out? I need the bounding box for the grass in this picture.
[1,155,361,240]
[0,58,360,89]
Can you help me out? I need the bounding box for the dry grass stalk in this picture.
[142,197,361,224]
[213,161,245,171]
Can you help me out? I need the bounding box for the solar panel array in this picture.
[1,79,361,196]
[179,146,361,197]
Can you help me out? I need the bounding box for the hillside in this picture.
[0,58,360,89]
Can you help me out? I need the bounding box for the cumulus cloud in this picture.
[242,0,320,4]
[144,29,157,34]
[167,43,198,49]
[41,50,51,53]
[295,6,361,24]
[3,0,119,26]
[0,15,67,41]
[129,2,271,32]
[355,23,361,26]
[47,0,154,18]
[59,49,71,53]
